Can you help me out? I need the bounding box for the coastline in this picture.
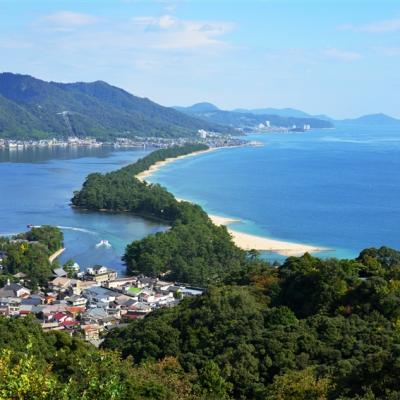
[136,147,221,182]
[49,247,66,263]
[209,214,327,256]
[136,148,329,257]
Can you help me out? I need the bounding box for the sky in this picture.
[0,0,399,118]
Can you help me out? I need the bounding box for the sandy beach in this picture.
[49,247,65,263]
[136,147,220,182]
[135,149,328,256]
[208,215,327,256]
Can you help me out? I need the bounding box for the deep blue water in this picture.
[148,124,400,260]
[0,146,166,273]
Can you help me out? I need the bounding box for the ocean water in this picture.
[0,146,166,274]
[147,124,400,260]
[1,125,399,269]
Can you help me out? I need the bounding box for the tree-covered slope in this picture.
[0,73,232,139]
[0,316,204,400]
[104,247,400,400]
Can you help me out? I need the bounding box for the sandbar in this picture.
[135,149,328,256]
[136,147,220,182]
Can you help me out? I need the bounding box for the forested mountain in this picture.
[0,73,232,139]
[233,106,333,121]
[174,103,334,130]
[104,246,400,400]
[341,113,400,126]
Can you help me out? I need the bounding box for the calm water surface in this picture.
[0,146,166,274]
[148,124,400,260]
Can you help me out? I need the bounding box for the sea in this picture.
[0,145,166,274]
[147,124,400,261]
[0,123,399,273]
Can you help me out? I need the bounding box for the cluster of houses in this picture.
[0,264,203,346]
[0,134,248,151]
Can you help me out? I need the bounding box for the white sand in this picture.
[136,148,328,256]
[209,215,327,256]
[49,247,65,263]
[136,148,219,182]
[208,214,240,226]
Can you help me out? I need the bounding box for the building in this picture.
[52,268,67,278]
[0,281,31,298]
[49,277,77,295]
[0,297,21,316]
[65,295,87,307]
[82,307,119,326]
[82,286,117,305]
[82,324,101,341]
[85,265,117,283]
[103,276,137,290]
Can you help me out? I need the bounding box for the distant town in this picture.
[0,129,255,151]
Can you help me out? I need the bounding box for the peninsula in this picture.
[72,145,327,288]
[135,147,327,256]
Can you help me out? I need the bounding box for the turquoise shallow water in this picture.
[0,146,166,273]
[147,124,400,260]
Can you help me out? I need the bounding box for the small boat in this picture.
[95,239,112,248]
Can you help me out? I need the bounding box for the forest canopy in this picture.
[103,246,400,400]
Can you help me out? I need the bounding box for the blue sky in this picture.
[0,0,399,118]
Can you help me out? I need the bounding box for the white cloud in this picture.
[132,14,234,50]
[133,15,178,30]
[373,46,400,57]
[339,18,400,33]
[40,11,100,29]
[323,48,362,61]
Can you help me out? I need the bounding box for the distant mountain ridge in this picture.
[174,103,334,130]
[0,73,232,140]
[175,103,400,128]
[233,107,333,121]
[341,113,400,126]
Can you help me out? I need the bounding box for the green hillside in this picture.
[0,73,232,140]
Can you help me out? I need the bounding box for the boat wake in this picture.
[95,239,112,248]
[57,226,96,235]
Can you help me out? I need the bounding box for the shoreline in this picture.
[136,147,221,182]
[209,214,328,256]
[49,247,66,263]
[136,148,329,257]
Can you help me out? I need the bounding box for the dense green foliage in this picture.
[0,73,232,139]
[0,226,63,287]
[18,225,64,253]
[103,247,400,399]
[0,317,204,400]
[73,145,248,285]
[124,216,246,284]
[72,144,207,221]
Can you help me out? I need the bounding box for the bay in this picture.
[0,146,166,274]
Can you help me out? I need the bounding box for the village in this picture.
[0,131,249,151]
[0,254,203,346]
